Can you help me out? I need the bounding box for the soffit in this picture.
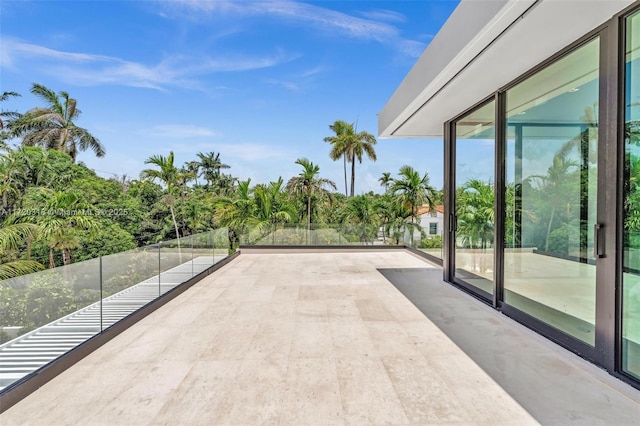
[379,0,635,138]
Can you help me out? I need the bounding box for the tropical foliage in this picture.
[0,87,445,282]
[9,84,105,162]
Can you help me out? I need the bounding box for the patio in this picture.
[1,251,638,425]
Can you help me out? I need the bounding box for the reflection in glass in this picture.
[454,100,495,295]
[623,10,640,380]
[504,38,599,345]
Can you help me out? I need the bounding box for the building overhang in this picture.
[378,0,635,138]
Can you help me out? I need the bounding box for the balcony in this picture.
[1,247,638,424]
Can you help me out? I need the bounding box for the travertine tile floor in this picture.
[1,251,638,425]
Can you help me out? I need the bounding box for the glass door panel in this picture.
[623,10,640,381]
[504,38,599,345]
[453,100,496,296]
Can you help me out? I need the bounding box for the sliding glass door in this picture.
[451,100,496,299]
[503,38,600,346]
[623,9,640,381]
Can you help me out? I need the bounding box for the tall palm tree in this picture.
[286,158,336,232]
[324,120,351,196]
[324,120,377,197]
[347,126,377,197]
[10,84,104,162]
[379,172,393,193]
[391,165,436,245]
[140,152,182,245]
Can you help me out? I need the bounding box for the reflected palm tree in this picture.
[456,179,494,249]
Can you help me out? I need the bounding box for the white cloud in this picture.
[159,0,425,58]
[264,78,300,92]
[0,36,297,90]
[300,65,326,78]
[140,124,219,139]
[163,141,296,163]
[358,9,407,23]
[218,142,296,162]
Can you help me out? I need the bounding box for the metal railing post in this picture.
[158,241,162,296]
[99,256,103,332]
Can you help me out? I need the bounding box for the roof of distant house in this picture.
[415,205,444,216]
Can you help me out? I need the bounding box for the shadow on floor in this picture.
[378,267,640,425]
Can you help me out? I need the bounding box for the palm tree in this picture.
[286,158,336,232]
[10,84,104,162]
[196,151,230,188]
[339,194,378,244]
[184,161,201,186]
[456,179,495,249]
[324,120,377,196]
[0,149,24,209]
[252,178,297,242]
[324,120,351,196]
[140,152,182,245]
[391,165,436,245]
[215,179,255,246]
[10,190,99,267]
[527,155,579,252]
[0,222,43,279]
[1,91,21,147]
[347,126,377,197]
[379,172,393,193]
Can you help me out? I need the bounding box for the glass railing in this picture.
[237,223,444,259]
[0,229,229,392]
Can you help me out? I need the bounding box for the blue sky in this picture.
[1,0,459,194]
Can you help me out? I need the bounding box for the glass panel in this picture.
[454,100,496,295]
[160,236,192,294]
[0,258,100,389]
[101,245,161,328]
[193,231,215,275]
[623,10,640,380]
[213,227,230,260]
[505,38,599,345]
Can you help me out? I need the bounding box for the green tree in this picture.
[378,172,393,193]
[286,158,336,232]
[528,156,579,252]
[196,151,230,188]
[12,189,100,267]
[0,91,21,150]
[10,83,105,162]
[324,120,377,196]
[391,165,436,245]
[339,194,378,244]
[456,179,494,249]
[324,120,351,196]
[215,179,255,247]
[252,177,296,238]
[0,222,43,279]
[140,151,182,245]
